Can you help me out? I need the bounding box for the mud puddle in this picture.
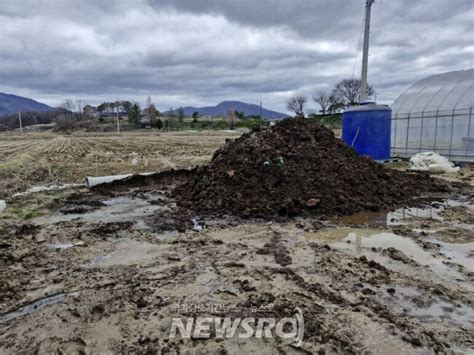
[87,239,162,267]
[0,293,65,324]
[405,297,473,327]
[434,240,474,269]
[305,229,473,288]
[306,226,474,327]
[32,195,168,230]
[47,242,87,250]
[329,197,473,228]
[47,243,75,250]
[374,285,474,327]
[386,197,472,225]
[194,266,225,303]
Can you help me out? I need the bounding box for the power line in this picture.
[352,16,365,80]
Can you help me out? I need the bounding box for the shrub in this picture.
[54,114,77,132]
[156,119,163,130]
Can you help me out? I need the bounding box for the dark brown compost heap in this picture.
[175,118,448,218]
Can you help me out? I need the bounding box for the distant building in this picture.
[391,69,474,162]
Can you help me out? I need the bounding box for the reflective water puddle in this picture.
[306,224,474,327]
[33,195,168,230]
[376,285,474,328]
[305,229,474,287]
[329,197,473,228]
[0,293,65,324]
[87,239,162,267]
[47,243,75,250]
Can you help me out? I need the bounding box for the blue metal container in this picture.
[342,103,392,161]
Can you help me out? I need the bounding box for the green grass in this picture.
[24,210,43,220]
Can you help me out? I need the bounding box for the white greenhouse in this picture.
[391,69,474,162]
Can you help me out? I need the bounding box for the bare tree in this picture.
[60,99,77,120]
[286,94,308,118]
[148,104,157,128]
[328,95,344,114]
[177,107,185,126]
[109,102,115,115]
[57,99,79,129]
[115,100,122,111]
[313,92,331,115]
[144,96,158,127]
[227,107,236,130]
[332,79,375,107]
[61,99,75,112]
[75,100,85,120]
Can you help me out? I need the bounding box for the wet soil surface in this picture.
[0,181,472,354]
[0,122,472,354]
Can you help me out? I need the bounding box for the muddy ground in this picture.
[0,163,473,354]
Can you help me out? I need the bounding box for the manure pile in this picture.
[175,118,447,218]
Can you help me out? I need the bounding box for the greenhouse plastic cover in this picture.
[392,69,474,114]
[391,69,474,162]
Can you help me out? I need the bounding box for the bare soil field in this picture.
[0,129,473,354]
[0,130,241,198]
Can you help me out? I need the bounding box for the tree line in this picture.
[0,108,67,131]
[53,96,217,131]
[1,79,375,132]
[286,78,375,118]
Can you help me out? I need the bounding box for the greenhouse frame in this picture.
[391,69,474,162]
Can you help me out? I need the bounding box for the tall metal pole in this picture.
[360,0,375,103]
[18,111,23,135]
[116,106,120,134]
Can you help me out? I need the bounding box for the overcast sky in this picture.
[1,0,472,113]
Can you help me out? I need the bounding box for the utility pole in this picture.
[360,0,375,103]
[259,101,263,119]
[18,111,23,135]
[116,106,120,134]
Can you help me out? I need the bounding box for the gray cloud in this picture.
[0,0,472,113]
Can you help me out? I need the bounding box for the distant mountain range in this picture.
[172,101,288,120]
[0,94,289,121]
[0,92,53,115]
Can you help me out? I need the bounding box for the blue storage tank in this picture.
[342,103,392,161]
